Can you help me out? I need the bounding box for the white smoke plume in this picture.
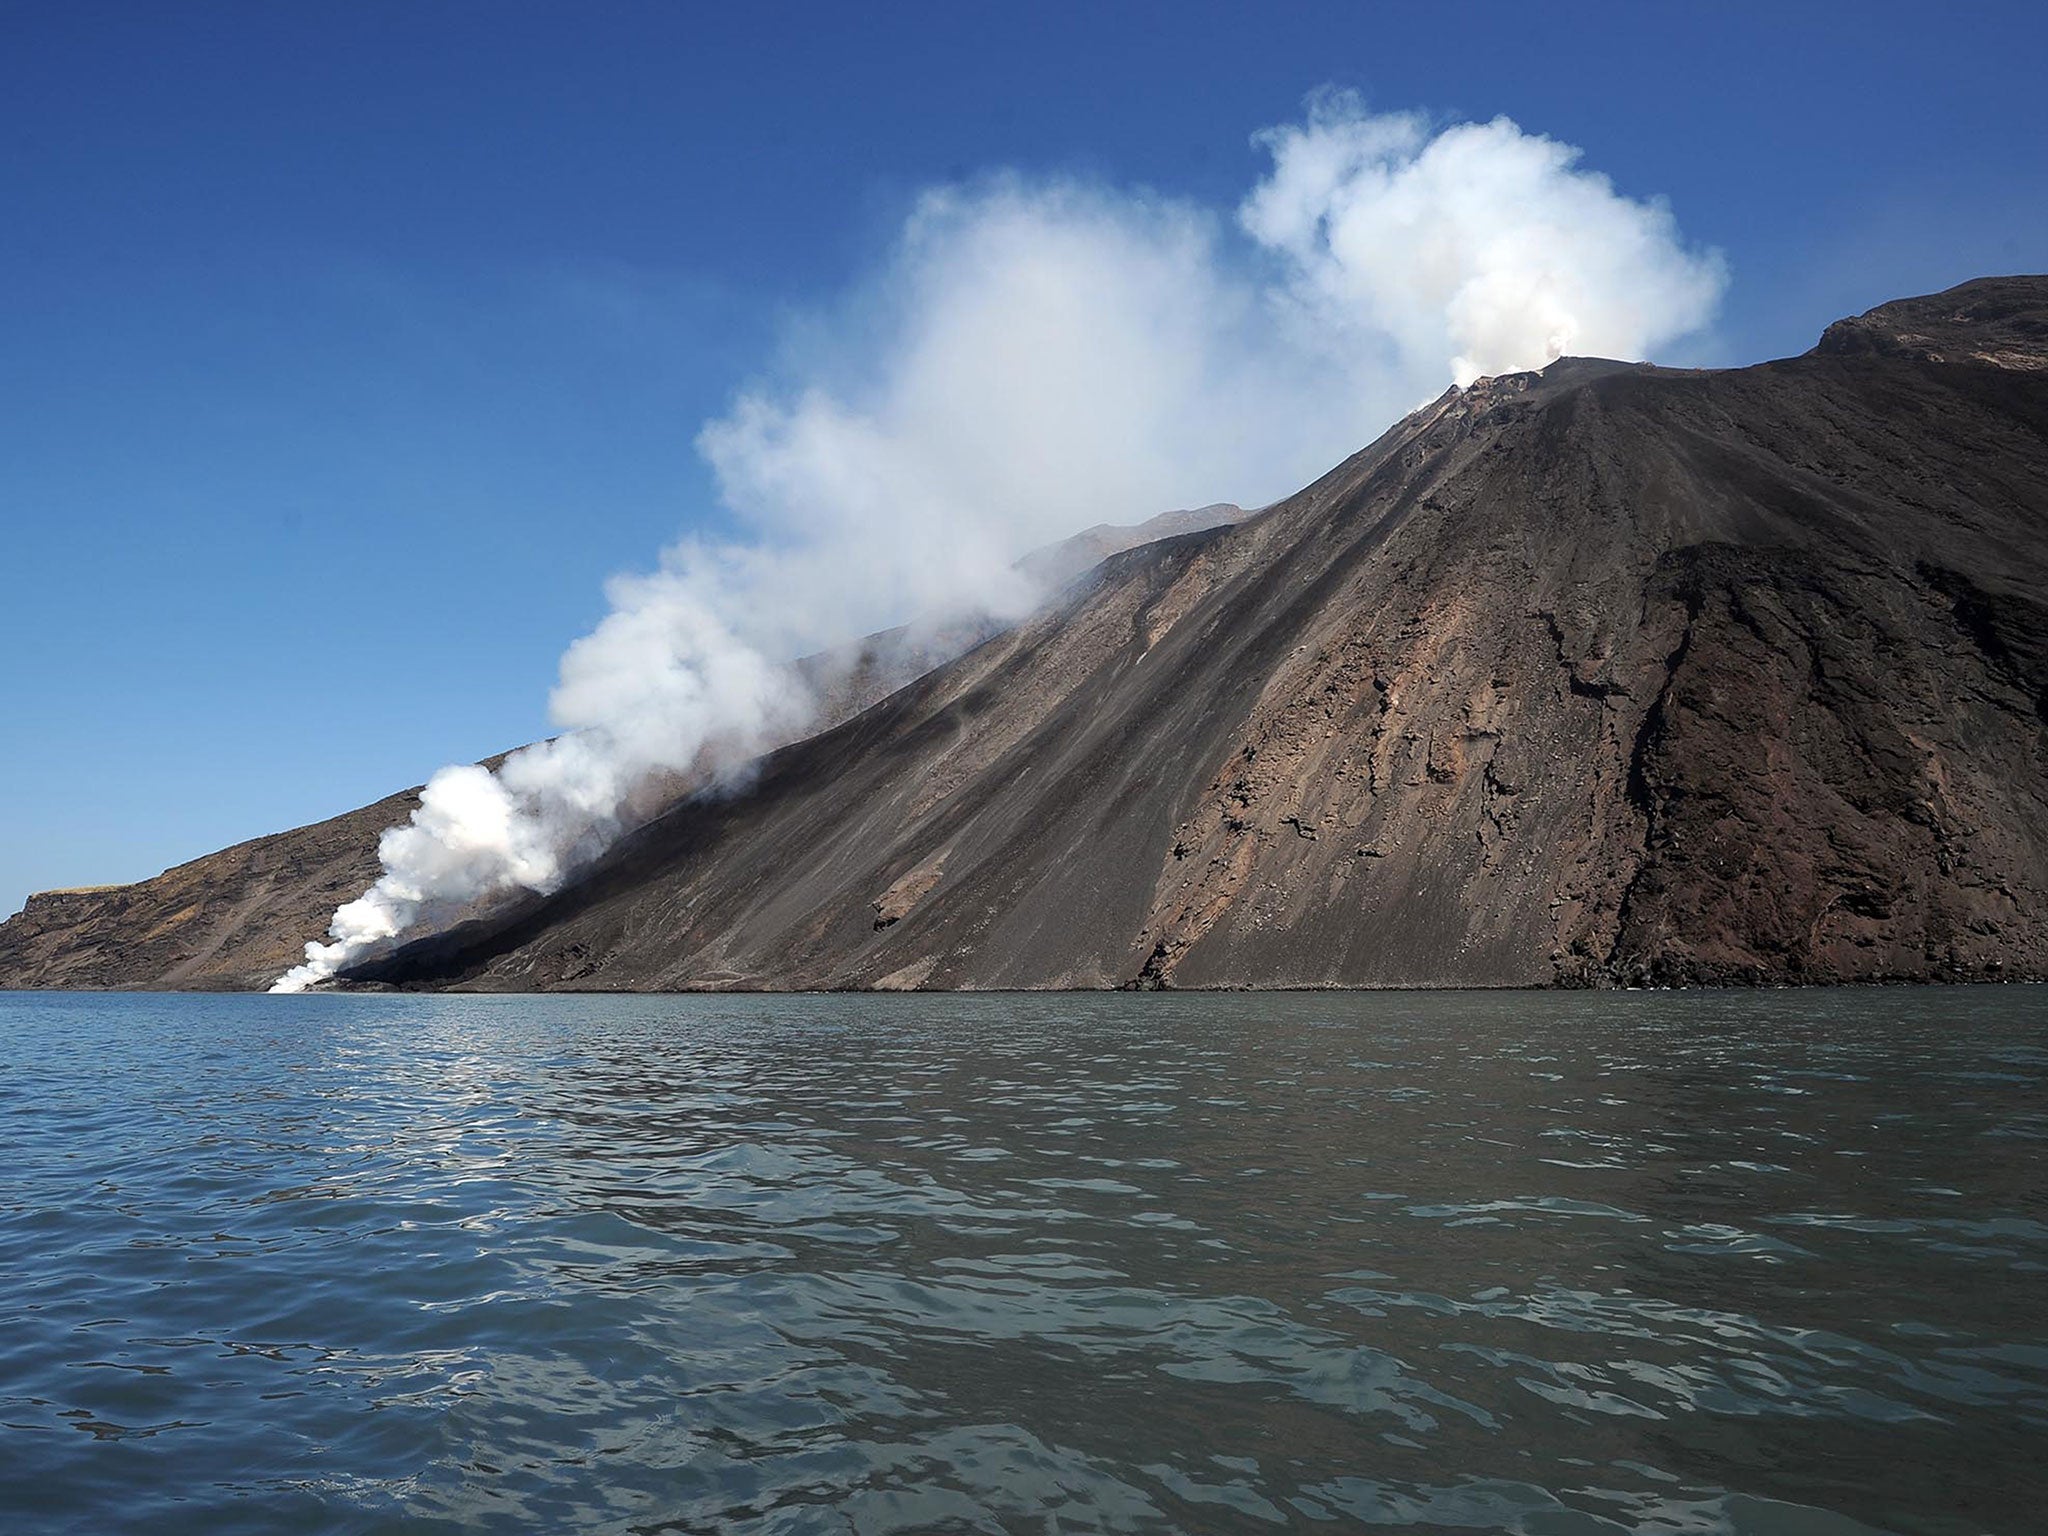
[273,94,1726,991]
[1242,100,1730,388]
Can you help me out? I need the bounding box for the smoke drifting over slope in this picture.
[273,95,1725,991]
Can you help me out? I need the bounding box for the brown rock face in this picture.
[8,276,2048,991]
[0,789,414,990]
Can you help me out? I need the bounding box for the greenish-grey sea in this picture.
[1,989,2042,1534]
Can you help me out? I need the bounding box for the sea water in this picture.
[1,989,2042,1534]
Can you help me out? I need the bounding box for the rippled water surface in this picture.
[2,990,2044,1534]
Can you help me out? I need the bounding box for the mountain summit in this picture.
[8,277,2048,990]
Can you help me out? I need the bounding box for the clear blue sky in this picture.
[5,0,2045,915]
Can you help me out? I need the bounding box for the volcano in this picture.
[7,277,2048,991]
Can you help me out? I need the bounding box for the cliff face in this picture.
[8,278,2048,991]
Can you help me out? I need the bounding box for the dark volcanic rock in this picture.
[8,276,2048,991]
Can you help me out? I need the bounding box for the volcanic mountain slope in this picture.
[343,277,2048,991]
[0,508,1251,990]
[8,277,2047,992]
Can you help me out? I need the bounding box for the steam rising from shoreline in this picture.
[272,95,1726,991]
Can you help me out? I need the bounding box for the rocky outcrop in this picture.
[0,787,418,990]
[1815,275,2048,370]
[8,277,2048,991]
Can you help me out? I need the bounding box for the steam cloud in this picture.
[273,94,1726,991]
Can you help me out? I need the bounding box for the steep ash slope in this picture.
[0,509,1253,990]
[353,278,2048,991]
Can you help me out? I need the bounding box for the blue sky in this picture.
[5,0,2046,916]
